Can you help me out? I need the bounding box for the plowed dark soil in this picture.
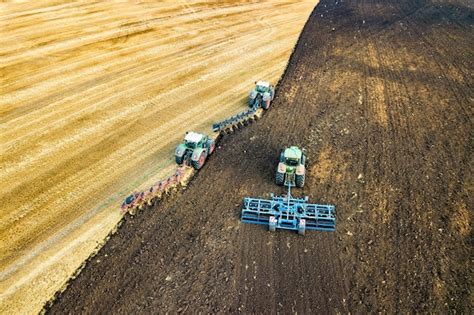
[48,0,473,313]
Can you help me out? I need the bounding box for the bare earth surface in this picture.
[49,0,472,313]
[0,1,317,313]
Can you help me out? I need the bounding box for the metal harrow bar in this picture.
[241,185,336,234]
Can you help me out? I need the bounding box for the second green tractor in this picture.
[276,146,306,188]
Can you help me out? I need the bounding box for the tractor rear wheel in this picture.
[262,100,270,110]
[192,152,206,170]
[175,155,184,165]
[208,141,215,155]
[276,172,285,186]
[296,174,305,188]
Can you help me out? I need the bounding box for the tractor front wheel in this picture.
[296,174,305,188]
[276,172,285,186]
[192,152,206,170]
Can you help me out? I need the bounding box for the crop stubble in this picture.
[0,1,316,313]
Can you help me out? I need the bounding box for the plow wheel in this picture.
[192,152,206,170]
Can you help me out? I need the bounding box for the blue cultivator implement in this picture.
[241,185,336,235]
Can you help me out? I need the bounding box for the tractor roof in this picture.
[185,131,204,143]
[284,146,302,159]
[256,80,270,88]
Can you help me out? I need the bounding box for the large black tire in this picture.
[207,140,215,155]
[192,152,206,170]
[296,174,305,188]
[262,99,270,110]
[301,154,306,166]
[276,171,285,186]
[175,155,184,165]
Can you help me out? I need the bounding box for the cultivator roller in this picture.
[212,108,259,132]
[241,185,336,234]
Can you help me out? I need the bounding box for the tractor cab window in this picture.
[256,85,267,93]
[286,158,298,166]
[185,141,197,149]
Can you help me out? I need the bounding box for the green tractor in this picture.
[175,132,215,170]
[248,80,275,110]
[276,146,306,188]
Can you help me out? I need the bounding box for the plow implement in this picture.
[241,185,336,234]
[212,108,262,132]
[121,166,189,215]
[212,81,273,132]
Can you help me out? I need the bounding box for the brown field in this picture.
[0,1,317,313]
[49,0,472,313]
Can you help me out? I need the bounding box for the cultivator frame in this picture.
[241,185,336,234]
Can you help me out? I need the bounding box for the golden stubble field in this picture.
[0,1,317,313]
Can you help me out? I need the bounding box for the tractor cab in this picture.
[282,146,302,166]
[184,132,205,149]
[176,131,215,170]
[255,80,270,93]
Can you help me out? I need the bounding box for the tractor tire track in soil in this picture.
[49,0,472,313]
